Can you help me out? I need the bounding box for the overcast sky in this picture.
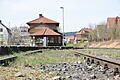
[0,0,120,32]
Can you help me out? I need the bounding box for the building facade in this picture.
[107,16,120,28]
[19,26,30,45]
[27,14,62,47]
[75,28,92,43]
[0,22,8,45]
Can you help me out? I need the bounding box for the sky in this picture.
[0,0,120,32]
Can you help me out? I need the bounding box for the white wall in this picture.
[0,24,8,45]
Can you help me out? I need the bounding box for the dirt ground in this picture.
[89,40,120,48]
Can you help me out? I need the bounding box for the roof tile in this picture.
[27,14,59,24]
[31,28,61,36]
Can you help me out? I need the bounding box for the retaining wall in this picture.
[0,46,84,55]
[0,46,40,55]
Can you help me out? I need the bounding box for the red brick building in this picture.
[107,16,120,28]
[27,14,62,46]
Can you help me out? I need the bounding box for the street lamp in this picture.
[60,7,64,46]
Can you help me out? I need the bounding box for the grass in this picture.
[77,49,120,58]
[1,49,120,80]
[66,41,87,47]
[0,49,84,80]
[12,50,83,66]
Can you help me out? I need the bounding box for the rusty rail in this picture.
[74,50,120,75]
[75,51,120,66]
[0,56,17,66]
[0,50,43,66]
[24,49,42,55]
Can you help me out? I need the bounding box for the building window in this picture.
[0,28,3,32]
[48,37,54,43]
[35,27,47,29]
[36,38,43,43]
[0,34,3,40]
[0,34,3,37]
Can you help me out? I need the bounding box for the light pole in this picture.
[60,7,64,46]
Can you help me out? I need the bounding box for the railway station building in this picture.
[27,14,62,47]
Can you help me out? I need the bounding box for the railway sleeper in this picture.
[84,57,120,76]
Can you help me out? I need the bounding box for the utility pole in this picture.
[60,7,65,46]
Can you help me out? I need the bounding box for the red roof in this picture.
[76,28,92,35]
[27,14,59,25]
[30,28,61,36]
[65,36,75,40]
[75,37,87,41]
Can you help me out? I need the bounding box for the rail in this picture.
[0,56,17,66]
[74,50,120,75]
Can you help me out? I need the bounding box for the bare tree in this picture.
[11,26,30,45]
[89,23,120,42]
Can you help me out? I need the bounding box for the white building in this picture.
[0,23,8,45]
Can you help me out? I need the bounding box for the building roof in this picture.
[65,36,75,40]
[30,28,61,36]
[75,37,87,41]
[76,28,92,35]
[27,14,59,25]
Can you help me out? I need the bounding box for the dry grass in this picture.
[12,50,83,66]
[89,40,120,48]
[0,66,54,80]
[77,49,120,58]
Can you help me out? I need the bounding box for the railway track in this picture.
[74,50,120,76]
[0,56,17,66]
[1,48,120,79]
[24,49,42,55]
[0,49,42,66]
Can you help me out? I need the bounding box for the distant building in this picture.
[75,28,92,43]
[107,16,120,28]
[0,22,8,45]
[27,14,62,46]
[64,32,76,44]
[19,26,30,45]
[11,26,30,46]
[65,36,75,44]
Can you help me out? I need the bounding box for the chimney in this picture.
[39,14,43,18]
[116,16,119,24]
